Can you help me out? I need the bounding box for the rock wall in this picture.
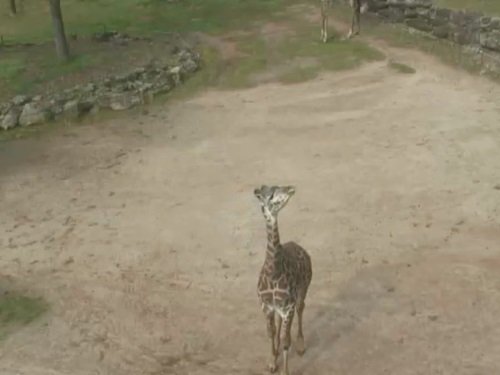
[354,0,500,76]
[0,49,200,131]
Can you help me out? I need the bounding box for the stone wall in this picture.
[353,0,500,76]
[0,49,200,131]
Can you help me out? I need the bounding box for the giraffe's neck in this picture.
[263,210,281,268]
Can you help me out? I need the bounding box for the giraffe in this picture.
[320,0,369,43]
[320,0,331,43]
[254,185,313,375]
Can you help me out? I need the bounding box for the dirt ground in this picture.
[2,23,500,375]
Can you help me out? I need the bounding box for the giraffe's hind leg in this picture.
[295,300,306,355]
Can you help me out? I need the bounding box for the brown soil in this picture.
[2,20,500,375]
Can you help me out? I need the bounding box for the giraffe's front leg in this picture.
[323,16,328,43]
[275,314,282,357]
[347,2,361,39]
[266,312,278,373]
[280,309,295,375]
[320,15,325,42]
[347,18,354,39]
[295,300,306,356]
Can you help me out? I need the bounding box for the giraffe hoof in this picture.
[296,338,306,356]
[268,363,278,373]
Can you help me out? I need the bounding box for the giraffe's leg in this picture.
[295,300,306,356]
[280,310,295,375]
[348,1,361,38]
[347,10,355,39]
[266,312,278,373]
[323,15,328,43]
[320,15,325,42]
[355,4,361,35]
[275,314,282,355]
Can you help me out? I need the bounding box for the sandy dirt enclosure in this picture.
[1,36,500,375]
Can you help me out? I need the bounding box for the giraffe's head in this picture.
[254,185,296,218]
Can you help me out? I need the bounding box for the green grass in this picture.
[156,23,383,93]
[0,57,26,80]
[0,0,387,140]
[218,36,269,89]
[153,6,385,91]
[0,49,97,96]
[332,2,498,79]
[377,24,484,74]
[435,0,500,15]
[35,53,97,84]
[0,293,47,340]
[278,65,320,84]
[388,60,416,74]
[0,0,295,99]
[0,57,27,94]
[0,0,384,97]
[0,0,293,43]
[278,33,384,71]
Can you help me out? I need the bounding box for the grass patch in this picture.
[0,0,293,43]
[169,10,384,92]
[278,31,384,68]
[0,57,26,80]
[388,60,416,74]
[268,17,384,84]
[278,65,320,84]
[0,0,386,140]
[219,29,383,88]
[0,57,28,94]
[0,0,384,98]
[217,36,269,89]
[139,0,292,35]
[0,51,97,97]
[435,0,500,16]
[377,25,483,74]
[331,3,494,78]
[0,293,47,340]
[0,0,296,100]
[36,53,97,83]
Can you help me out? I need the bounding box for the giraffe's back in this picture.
[281,241,312,293]
[257,243,312,316]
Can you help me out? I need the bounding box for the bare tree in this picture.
[48,0,70,61]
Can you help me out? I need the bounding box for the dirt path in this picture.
[1,19,500,375]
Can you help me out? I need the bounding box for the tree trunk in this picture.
[48,0,70,61]
[9,0,17,15]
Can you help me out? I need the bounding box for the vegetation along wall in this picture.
[360,0,500,76]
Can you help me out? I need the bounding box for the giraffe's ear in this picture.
[254,188,263,200]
